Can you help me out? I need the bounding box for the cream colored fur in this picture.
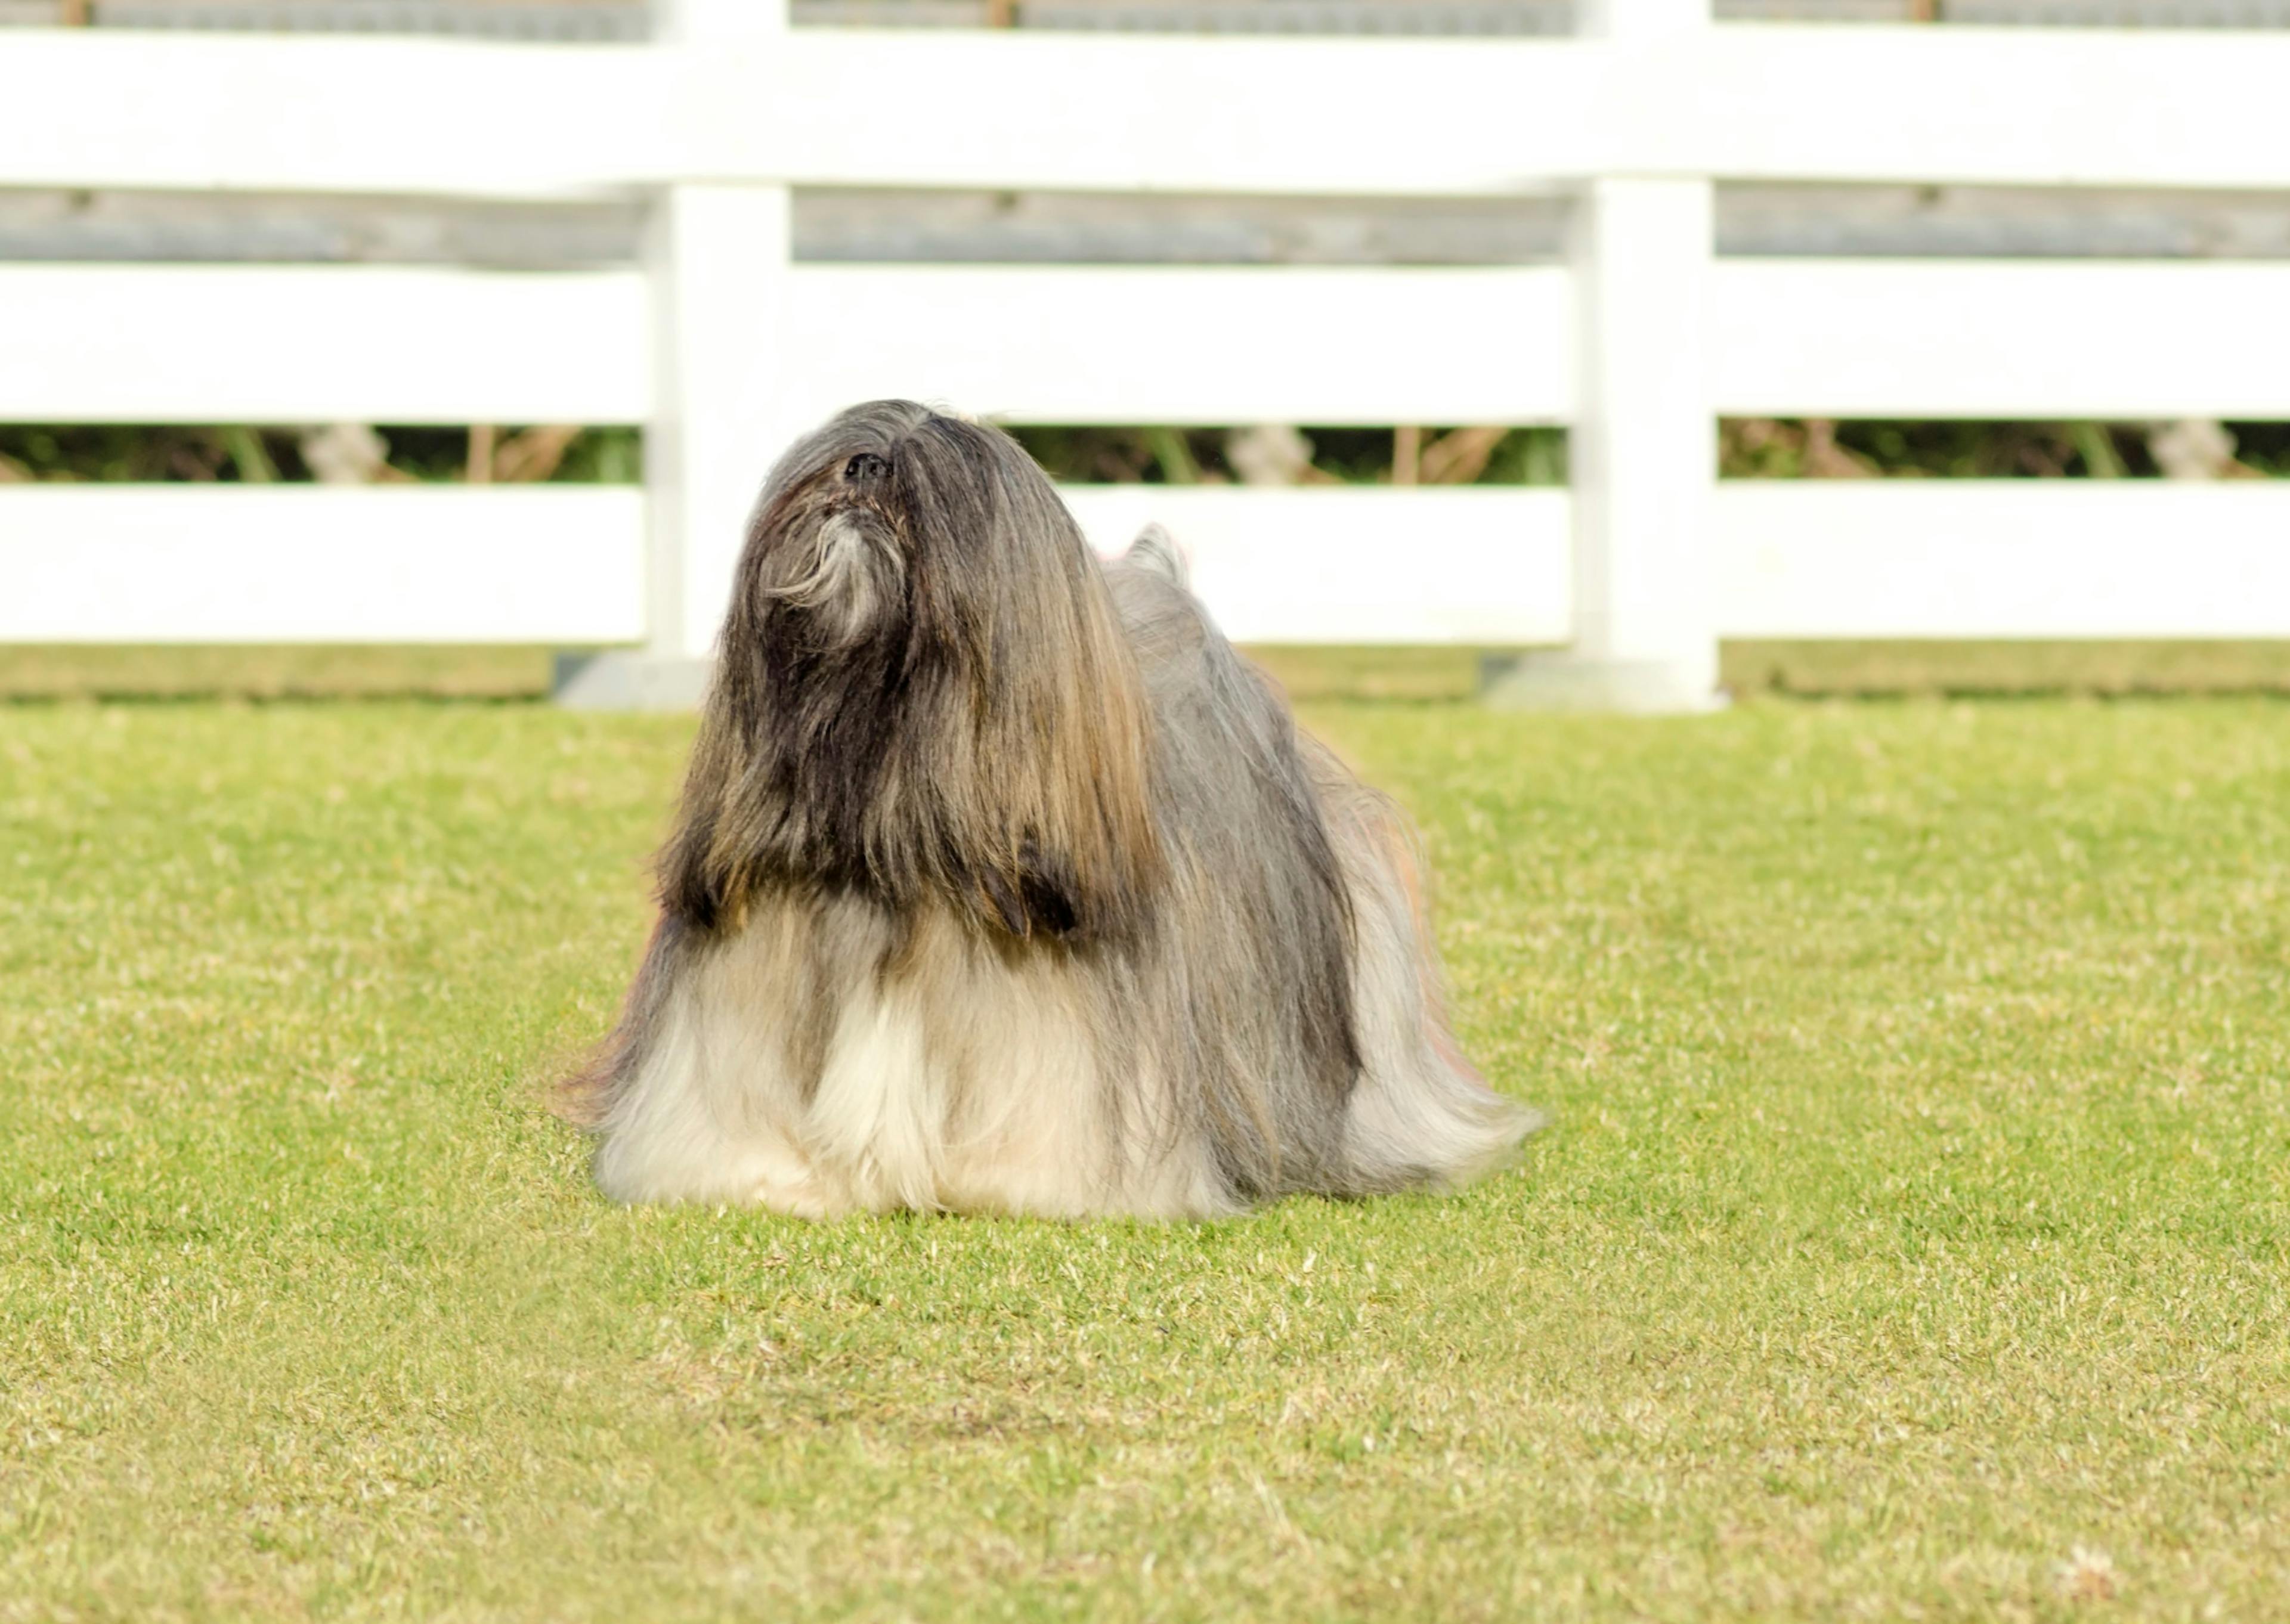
[593,895,1236,1219]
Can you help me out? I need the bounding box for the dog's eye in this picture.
[843,453,890,486]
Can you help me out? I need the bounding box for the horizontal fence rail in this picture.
[0,264,1572,427]
[1715,485,2290,641]
[1713,262,2290,420]
[0,265,652,424]
[11,259,2290,428]
[11,484,2287,646]
[4,6,2288,704]
[0,487,648,643]
[8,29,2290,197]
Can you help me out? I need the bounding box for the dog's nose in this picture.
[843,453,890,486]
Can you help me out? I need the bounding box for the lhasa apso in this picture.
[566,401,1538,1217]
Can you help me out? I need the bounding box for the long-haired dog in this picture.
[564,401,1539,1217]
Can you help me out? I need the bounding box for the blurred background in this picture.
[3,0,2288,701]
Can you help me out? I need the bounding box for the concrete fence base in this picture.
[553,650,713,712]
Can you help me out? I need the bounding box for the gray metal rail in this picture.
[7,1,2290,36]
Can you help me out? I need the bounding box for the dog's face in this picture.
[744,421,914,658]
[736,401,1088,671]
[677,402,1161,943]
[751,450,906,654]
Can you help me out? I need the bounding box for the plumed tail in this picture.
[1307,742,1543,1194]
[1123,523,1188,586]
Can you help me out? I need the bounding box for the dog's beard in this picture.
[757,507,905,653]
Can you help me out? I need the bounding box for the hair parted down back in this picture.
[565,400,1538,1218]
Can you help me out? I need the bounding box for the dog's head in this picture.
[673,401,1161,941]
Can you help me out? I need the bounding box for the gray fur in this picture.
[564,401,1539,1217]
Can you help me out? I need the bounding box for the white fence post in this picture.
[559,0,796,709]
[1489,0,1722,712]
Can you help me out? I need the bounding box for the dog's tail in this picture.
[1305,743,1545,1194]
[1122,523,1189,586]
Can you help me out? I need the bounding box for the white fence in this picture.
[3,1,2289,706]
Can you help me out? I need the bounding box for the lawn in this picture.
[2,695,2285,1621]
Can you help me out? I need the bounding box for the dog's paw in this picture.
[741,1148,838,1220]
[748,1181,834,1220]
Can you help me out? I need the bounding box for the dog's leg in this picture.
[803,986,946,1214]
[591,969,850,1212]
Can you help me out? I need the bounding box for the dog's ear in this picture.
[930,574,1163,941]
[976,841,1084,940]
[899,424,1165,942]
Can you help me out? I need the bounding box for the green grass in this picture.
[3,697,2286,1622]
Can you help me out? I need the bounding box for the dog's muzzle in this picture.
[759,509,904,649]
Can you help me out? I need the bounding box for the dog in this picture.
[564,401,1539,1217]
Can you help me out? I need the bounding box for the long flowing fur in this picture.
[564,401,1539,1217]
